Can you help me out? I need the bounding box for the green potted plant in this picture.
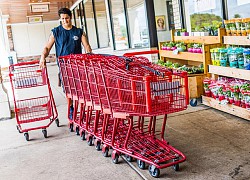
[180,29,189,36]
[161,42,168,50]
[175,42,186,52]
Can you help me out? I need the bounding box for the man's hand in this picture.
[39,58,46,69]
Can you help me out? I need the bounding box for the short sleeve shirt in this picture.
[52,25,83,57]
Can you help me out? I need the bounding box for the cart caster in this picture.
[125,155,133,162]
[137,159,146,169]
[55,119,60,127]
[190,98,198,107]
[16,125,21,133]
[172,157,180,171]
[148,165,160,178]
[80,131,86,140]
[102,146,109,157]
[24,132,29,141]
[111,151,119,164]
[87,135,93,146]
[69,123,74,132]
[75,126,80,136]
[95,140,101,151]
[42,129,48,138]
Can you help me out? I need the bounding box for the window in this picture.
[184,0,223,33]
[227,0,250,19]
[110,0,129,50]
[84,0,98,49]
[95,0,109,48]
[127,0,149,48]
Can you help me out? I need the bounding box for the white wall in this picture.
[0,15,10,68]
[154,0,171,43]
[11,21,58,57]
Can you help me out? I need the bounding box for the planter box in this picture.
[181,32,189,36]
[188,75,204,99]
[193,32,201,36]
[200,32,209,36]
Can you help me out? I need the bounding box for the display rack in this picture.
[203,36,250,121]
[159,29,225,101]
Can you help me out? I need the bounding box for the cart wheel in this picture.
[190,98,198,107]
[148,165,160,178]
[95,141,101,151]
[137,159,146,169]
[16,125,22,133]
[42,129,48,138]
[172,157,180,171]
[112,153,119,164]
[102,147,109,157]
[55,119,60,127]
[69,123,74,132]
[125,155,133,162]
[80,131,86,141]
[24,132,29,141]
[75,126,80,136]
[87,136,93,146]
[173,163,179,171]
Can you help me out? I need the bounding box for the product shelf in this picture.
[202,96,250,121]
[224,36,250,46]
[209,65,250,81]
[203,35,250,121]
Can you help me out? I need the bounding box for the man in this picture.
[40,7,92,120]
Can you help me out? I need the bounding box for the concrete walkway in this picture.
[0,63,250,180]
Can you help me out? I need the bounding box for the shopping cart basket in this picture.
[9,61,59,141]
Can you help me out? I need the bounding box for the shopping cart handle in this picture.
[140,64,164,77]
[123,50,159,57]
[9,60,39,68]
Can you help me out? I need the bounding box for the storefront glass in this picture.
[127,0,149,48]
[184,0,223,33]
[227,0,250,19]
[95,0,109,48]
[84,0,98,49]
[110,0,129,50]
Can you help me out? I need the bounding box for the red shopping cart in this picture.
[9,61,59,141]
[58,52,188,178]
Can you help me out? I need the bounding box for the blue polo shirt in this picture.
[52,25,83,58]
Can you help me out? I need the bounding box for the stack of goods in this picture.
[224,18,250,36]
[161,41,203,53]
[203,77,250,109]
[210,47,250,70]
[157,60,204,74]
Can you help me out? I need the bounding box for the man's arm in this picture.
[81,33,92,53]
[40,33,55,68]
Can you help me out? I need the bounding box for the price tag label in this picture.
[173,49,179,55]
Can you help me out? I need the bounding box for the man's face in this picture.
[60,14,71,26]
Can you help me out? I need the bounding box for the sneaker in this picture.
[69,105,74,120]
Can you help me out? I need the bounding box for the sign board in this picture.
[27,16,43,24]
[29,2,50,13]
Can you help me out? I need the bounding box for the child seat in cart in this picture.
[9,61,59,141]
[58,51,189,178]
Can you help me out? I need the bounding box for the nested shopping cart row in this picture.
[58,52,189,178]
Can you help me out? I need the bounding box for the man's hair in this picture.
[58,8,72,18]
